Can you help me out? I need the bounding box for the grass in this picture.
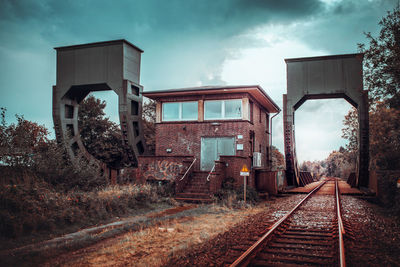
[47,204,267,267]
[0,182,173,249]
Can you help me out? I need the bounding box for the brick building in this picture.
[141,85,281,201]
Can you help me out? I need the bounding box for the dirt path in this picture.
[42,204,270,266]
[1,204,198,266]
[40,195,305,267]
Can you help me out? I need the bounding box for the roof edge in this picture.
[143,85,281,112]
[285,53,363,63]
[143,85,260,94]
[54,39,144,53]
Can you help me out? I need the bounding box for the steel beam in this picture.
[283,53,369,188]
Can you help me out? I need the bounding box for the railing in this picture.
[180,158,196,181]
[336,179,346,267]
[206,164,215,182]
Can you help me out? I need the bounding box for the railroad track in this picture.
[228,178,346,266]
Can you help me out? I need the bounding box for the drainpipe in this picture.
[269,110,281,169]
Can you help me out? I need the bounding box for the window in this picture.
[204,99,242,120]
[65,104,74,119]
[162,101,198,121]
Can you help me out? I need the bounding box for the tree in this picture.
[324,148,354,178]
[343,5,400,170]
[369,103,400,169]
[142,99,156,155]
[341,107,358,153]
[359,5,400,108]
[271,146,285,170]
[0,108,49,167]
[78,95,128,168]
[361,5,400,170]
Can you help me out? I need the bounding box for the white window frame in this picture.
[204,99,242,120]
[162,101,198,121]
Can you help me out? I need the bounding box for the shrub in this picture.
[0,182,168,239]
[214,177,259,207]
[32,141,106,191]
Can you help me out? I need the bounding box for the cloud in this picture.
[286,0,399,52]
[0,0,398,159]
[295,99,353,162]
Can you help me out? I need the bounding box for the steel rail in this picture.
[230,180,327,267]
[180,158,196,181]
[336,179,346,267]
[206,164,215,182]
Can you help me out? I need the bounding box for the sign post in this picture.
[240,164,250,204]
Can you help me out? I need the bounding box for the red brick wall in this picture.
[156,121,253,170]
[219,156,255,189]
[209,160,227,193]
[155,93,271,172]
[137,155,193,181]
[250,100,271,169]
[255,170,278,195]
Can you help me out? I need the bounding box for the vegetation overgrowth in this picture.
[214,177,260,208]
[0,180,169,240]
[0,100,173,244]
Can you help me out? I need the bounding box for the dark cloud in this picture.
[237,0,323,17]
[288,0,399,53]
[0,0,324,47]
[0,0,398,143]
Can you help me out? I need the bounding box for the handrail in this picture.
[180,158,196,181]
[206,164,215,182]
[336,179,346,267]
[230,180,327,267]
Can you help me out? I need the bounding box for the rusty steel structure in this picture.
[283,54,369,188]
[52,40,147,169]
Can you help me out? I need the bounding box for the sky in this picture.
[0,0,397,162]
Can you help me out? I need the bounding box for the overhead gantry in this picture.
[52,40,147,170]
[283,54,369,188]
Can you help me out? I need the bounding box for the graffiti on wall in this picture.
[142,160,184,181]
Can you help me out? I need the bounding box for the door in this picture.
[201,137,235,171]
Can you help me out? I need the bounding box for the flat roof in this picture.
[285,53,363,63]
[143,85,280,113]
[54,39,144,53]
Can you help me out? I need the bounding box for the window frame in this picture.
[204,99,242,120]
[162,101,198,121]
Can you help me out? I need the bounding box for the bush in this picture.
[0,181,167,239]
[147,180,175,197]
[32,141,106,191]
[214,177,259,207]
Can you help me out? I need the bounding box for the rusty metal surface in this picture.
[283,53,369,188]
[229,178,345,266]
[52,40,147,170]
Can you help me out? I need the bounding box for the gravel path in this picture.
[167,194,400,267]
[342,196,400,266]
[166,195,304,266]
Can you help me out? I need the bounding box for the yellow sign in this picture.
[241,164,249,172]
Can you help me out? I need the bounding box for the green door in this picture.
[201,137,235,171]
